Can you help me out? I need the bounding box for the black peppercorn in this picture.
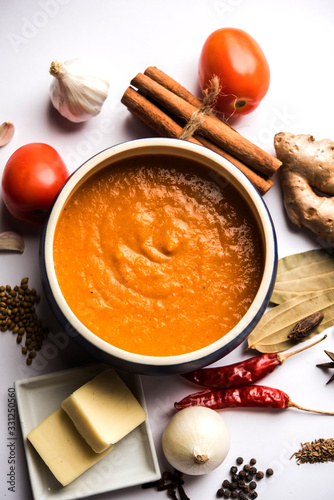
[250,492,258,499]
[249,466,257,475]
[266,468,274,477]
[237,479,245,488]
[242,484,251,494]
[255,471,264,480]
[224,490,232,498]
[243,464,250,472]
[217,487,225,498]
[231,474,238,483]
[246,473,253,482]
[231,491,238,499]
[238,470,246,479]
[250,458,257,465]
[238,492,247,500]
[230,466,238,474]
[236,457,244,465]
[230,482,237,491]
[222,479,230,488]
[249,481,257,490]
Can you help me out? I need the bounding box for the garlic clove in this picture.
[0,122,15,147]
[0,231,25,253]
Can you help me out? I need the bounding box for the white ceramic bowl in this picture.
[40,138,277,375]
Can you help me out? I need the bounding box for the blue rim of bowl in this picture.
[40,138,277,372]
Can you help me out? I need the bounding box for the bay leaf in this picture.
[276,257,334,282]
[271,289,311,305]
[248,289,334,353]
[272,274,334,304]
[276,249,334,278]
[271,249,334,304]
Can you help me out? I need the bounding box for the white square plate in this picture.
[15,363,160,500]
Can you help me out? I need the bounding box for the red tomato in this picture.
[198,28,270,117]
[2,143,69,225]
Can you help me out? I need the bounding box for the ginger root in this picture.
[274,132,334,244]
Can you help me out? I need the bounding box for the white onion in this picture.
[162,406,230,475]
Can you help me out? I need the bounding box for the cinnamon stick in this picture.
[143,67,274,189]
[121,87,273,195]
[121,86,202,146]
[144,66,203,108]
[130,73,281,177]
[144,66,240,138]
[194,134,274,194]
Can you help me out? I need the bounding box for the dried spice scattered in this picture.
[217,458,273,499]
[142,469,189,499]
[0,277,49,364]
[290,438,334,464]
[316,350,334,384]
[288,311,324,341]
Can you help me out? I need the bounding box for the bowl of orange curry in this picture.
[40,138,277,374]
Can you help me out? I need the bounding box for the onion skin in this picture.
[162,406,230,475]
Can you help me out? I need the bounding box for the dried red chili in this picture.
[181,336,326,389]
[174,385,334,415]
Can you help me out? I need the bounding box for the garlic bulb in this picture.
[162,406,230,475]
[49,58,110,123]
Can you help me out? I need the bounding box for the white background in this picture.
[1,0,334,498]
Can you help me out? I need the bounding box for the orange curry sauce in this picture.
[53,155,264,356]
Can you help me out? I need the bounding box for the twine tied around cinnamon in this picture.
[178,76,221,141]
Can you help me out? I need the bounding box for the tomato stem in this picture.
[235,99,247,109]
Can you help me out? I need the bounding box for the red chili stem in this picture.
[181,335,326,389]
[174,384,334,415]
[278,334,326,362]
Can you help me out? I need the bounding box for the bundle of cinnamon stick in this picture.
[121,67,281,195]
